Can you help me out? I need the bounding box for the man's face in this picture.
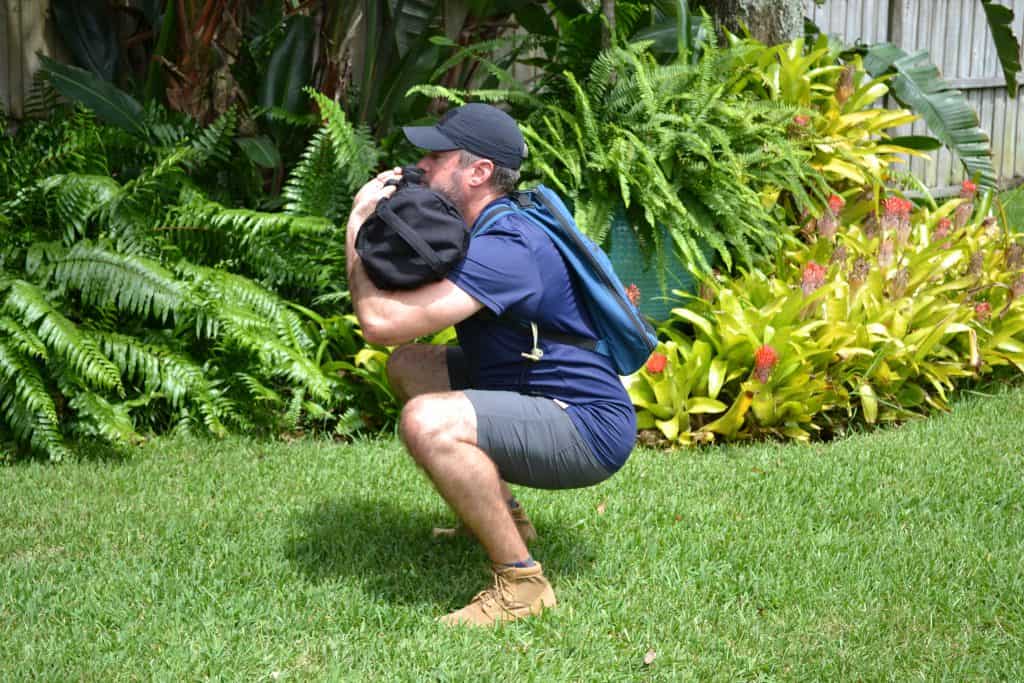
[417,150,468,211]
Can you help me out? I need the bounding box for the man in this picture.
[345,103,636,626]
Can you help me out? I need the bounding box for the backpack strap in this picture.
[473,201,516,236]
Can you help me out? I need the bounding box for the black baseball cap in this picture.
[403,103,526,170]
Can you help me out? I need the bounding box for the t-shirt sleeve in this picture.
[446,225,540,316]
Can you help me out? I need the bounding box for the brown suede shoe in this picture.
[439,562,556,627]
[432,505,538,544]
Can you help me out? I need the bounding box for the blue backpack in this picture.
[473,185,658,375]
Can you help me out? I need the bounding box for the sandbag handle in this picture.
[375,200,447,276]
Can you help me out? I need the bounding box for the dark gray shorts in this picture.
[446,347,611,490]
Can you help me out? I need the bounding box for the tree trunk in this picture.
[601,0,616,48]
[698,0,802,46]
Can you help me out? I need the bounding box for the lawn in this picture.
[2,384,1023,681]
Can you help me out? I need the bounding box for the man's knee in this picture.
[398,394,475,465]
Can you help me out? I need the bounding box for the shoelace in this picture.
[468,573,515,615]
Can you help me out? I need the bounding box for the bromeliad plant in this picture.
[626,181,1024,446]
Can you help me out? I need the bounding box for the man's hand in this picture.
[347,167,404,233]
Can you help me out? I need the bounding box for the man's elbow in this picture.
[358,314,406,346]
[358,315,390,345]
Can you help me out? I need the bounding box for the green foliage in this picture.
[727,35,927,197]
[0,98,386,460]
[626,184,1024,446]
[518,38,829,278]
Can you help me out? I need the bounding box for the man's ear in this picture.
[466,158,495,188]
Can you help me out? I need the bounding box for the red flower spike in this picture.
[753,345,779,383]
[828,194,845,213]
[625,283,641,306]
[645,352,668,374]
[960,179,977,199]
[801,261,827,295]
[882,196,913,218]
[974,301,991,322]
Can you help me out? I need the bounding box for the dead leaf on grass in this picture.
[643,649,657,665]
[596,500,607,515]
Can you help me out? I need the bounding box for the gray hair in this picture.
[458,150,520,195]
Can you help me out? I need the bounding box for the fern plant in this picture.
[523,39,829,277]
[0,95,382,460]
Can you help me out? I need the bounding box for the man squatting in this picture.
[345,103,636,626]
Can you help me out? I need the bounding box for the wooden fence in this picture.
[1,0,66,119]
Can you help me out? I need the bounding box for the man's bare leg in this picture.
[387,344,534,540]
[399,392,527,564]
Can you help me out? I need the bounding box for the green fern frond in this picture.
[333,406,364,438]
[0,315,47,358]
[406,85,468,106]
[189,107,237,169]
[233,372,285,406]
[4,279,123,394]
[281,91,378,221]
[67,390,139,446]
[180,263,314,351]
[56,242,186,323]
[284,387,306,428]
[39,174,122,243]
[0,340,68,460]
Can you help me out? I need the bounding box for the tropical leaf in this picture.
[39,56,147,138]
[980,0,1021,97]
[862,43,997,189]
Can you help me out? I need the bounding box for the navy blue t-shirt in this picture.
[445,200,636,472]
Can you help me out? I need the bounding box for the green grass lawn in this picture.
[3,386,1023,681]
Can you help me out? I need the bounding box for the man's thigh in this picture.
[387,344,453,402]
[465,389,612,491]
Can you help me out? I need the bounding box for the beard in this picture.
[430,168,468,216]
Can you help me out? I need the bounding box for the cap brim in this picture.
[402,125,458,151]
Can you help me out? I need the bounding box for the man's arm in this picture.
[346,170,483,346]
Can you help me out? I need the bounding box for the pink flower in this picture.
[817,213,838,240]
[793,114,810,127]
[801,261,827,296]
[753,345,779,383]
[878,239,895,268]
[960,179,977,199]
[933,217,952,240]
[849,257,870,293]
[955,201,974,228]
[828,194,846,213]
[974,301,991,322]
[625,283,641,306]
[645,352,667,374]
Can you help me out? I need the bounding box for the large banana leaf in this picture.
[50,0,118,81]
[863,43,997,190]
[258,14,315,115]
[980,0,1021,98]
[39,56,147,138]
